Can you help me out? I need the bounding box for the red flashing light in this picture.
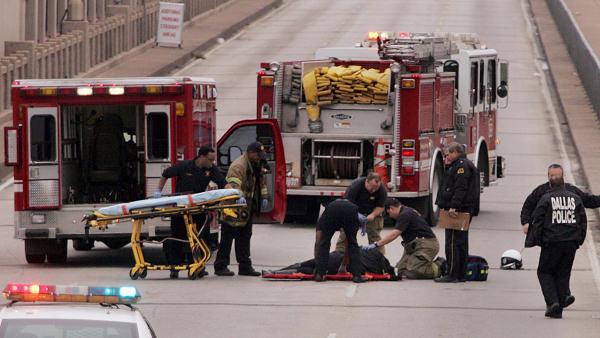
[125,86,143,95]
[94,87,108,95]
[21,88,39,97]
[257,71,266,76]
[163,85,183,95]
[58,87,76,96]
[402,149,415,157]
[402,166,415,175]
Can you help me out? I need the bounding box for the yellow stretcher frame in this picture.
[84,195,246,280]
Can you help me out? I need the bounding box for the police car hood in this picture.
[0,303,141,323]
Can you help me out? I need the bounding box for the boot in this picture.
[546,303,562,318]
[215,267,235,276]
[238,266,261,276]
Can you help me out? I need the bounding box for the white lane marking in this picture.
[345,284,357,298]
[519,0,600,296]
[0,177,14,192]
[327,333,337,338]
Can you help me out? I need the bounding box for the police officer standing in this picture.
[214,142,269,277]
[336,172,387,254]
[520,163,600,305]
[155,146,227,279]
[435,142,478,283]
[529,179,587,318]
[314,199,369,283]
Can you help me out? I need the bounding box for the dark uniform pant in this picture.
[316,224,362,277]
[537,241,578,306]
[214,220,253,271]
[445,229,468,279]
[163,214,206,266]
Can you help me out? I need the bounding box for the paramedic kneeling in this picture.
[314,199,369,283]
[364,198,443,279]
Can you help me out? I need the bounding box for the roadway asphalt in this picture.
[2,0,600,337]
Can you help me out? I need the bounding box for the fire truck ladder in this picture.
[378,33,458,64]
[84,196,246,280]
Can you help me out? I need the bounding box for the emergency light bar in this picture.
[3,283,140,304]
[18,84,183,97]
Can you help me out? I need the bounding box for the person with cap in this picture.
[214,141,269,277]
[363,198,444,279]
[529,177,587,318]
[155,146,227,279]
[314,199,369,283]
[336,172,388,254]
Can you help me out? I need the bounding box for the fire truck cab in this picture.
[246,32,508,224]
[4,77,287,264]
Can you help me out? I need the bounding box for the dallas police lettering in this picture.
[551,196,577,224]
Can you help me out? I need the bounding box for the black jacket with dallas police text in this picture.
[531,188,587,246]
[520,182,600,225]
[435,155,479,213]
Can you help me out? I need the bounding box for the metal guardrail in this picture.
[545,0,600,117]
[0,0,230,113]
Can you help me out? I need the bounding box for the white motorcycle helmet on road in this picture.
[501,249,523,270]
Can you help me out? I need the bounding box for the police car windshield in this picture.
[0,319,139,338]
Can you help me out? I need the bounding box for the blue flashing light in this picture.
[119,287,137,298]
[89,286,117,297]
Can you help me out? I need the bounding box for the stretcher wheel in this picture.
[129,268,140,280]
[188,269,199,280]
[139,268,148,279]
[188,267,206,280]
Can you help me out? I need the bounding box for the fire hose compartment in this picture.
[306,139,372,186]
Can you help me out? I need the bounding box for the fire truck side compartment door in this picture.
[144,104,173,197]
[27,107,60,208]
[217,119,287,223]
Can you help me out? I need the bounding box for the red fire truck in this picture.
[4,77,287,264]
[244,32,508,224]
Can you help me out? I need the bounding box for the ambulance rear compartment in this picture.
[57,104,149,205]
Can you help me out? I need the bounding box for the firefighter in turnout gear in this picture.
[214,142,269,277]
[529,179,587,319]
[435,142,479,283]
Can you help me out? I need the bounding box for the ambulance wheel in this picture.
[46,240,68,264]
[102,238,130,249]
[73,239,94,251]
[24,240,46,264]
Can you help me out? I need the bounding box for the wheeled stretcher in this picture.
[83,189,246,280]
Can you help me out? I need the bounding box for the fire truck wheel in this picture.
[102,238,131,250]
[46,240,68,264]
[24,240,46,264]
